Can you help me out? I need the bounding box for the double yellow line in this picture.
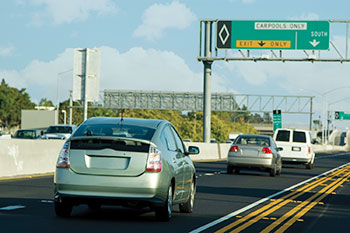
[215,166,350,233]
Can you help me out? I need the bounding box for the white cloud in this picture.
[0,46,15,56]
[242,0,256,3]
[133,1,196,41]
[229,0,257,4]
[100,46,230,93]
[29,0,118,25]
[288,13,320,20]
[0,46,232,104]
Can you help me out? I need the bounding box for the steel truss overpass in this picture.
[103,90,313,126]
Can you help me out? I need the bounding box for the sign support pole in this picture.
[203,21,213,143]
[82,48,88,121]
[309,97,313,130]
[69,90,73,125]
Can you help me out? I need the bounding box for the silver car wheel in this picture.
[179,180,196,213]
[156,184,173,221]
[167,185,173,219]
[190,182,195,209]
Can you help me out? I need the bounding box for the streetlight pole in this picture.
[301,85,350,145]
[61,110,67,124]
[56,69,73,124]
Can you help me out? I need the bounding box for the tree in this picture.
[0,79,35,129]
[39,98,54,107]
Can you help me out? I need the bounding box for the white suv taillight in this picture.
[146,145,161,172]
[56,141,70,168]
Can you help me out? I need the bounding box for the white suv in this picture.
[273,128,315,169]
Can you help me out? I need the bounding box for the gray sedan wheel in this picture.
[227,165,233,174]
[276,159,282,176]
[155,185,173,221]
[269,163,276,177]
[179,180,195,213]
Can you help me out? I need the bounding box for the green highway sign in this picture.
[335,111,350,120]
[217,20,330,50]
[273,110,282,131]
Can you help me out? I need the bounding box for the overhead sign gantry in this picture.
[198,19,350,143]
[216,20,330,50]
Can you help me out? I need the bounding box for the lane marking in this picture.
[260,168,350,233]
[189,162,350,233]
[0,205,26,211]
[214,167,348,233]
[274,171,350,233]
[0,173,54,181]
[204,173,215,176]
[41,200,54,203]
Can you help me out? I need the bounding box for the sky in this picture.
[1,0,350,129]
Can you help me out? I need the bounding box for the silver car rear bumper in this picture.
[54,168,168,206]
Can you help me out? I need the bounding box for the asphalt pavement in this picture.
[0,151,349,233]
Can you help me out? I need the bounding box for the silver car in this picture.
[227,134,282,177]
[42,124,77,140]
[54,117,199,221]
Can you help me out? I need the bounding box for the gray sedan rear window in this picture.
[46,126,73,134]
[73,124,155,141]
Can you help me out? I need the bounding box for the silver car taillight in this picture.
[146,145,161,172]
[56,141,70,168]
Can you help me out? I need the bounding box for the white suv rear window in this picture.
[276,130,290,142]
[293,131,307,143]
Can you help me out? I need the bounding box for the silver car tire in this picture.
[155,185,173,221]
[179,180,195,213]
[269,163,277,177]
[88,203,101,211]
[55,200,72,217]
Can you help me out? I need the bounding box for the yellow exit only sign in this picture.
[236,40,291,48]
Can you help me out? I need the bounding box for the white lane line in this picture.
[204,173,215,176]
[41,200,54,203]
[0,205,26,211]
[189,162,350,233]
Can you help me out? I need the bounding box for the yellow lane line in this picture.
[230,168,349,233]
[260,168,350,233]
[214,167,347,233]
[0,173,54,181]
[274,171,350,233]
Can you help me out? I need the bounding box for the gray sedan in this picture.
[54,117,199,221]
[227,134,282,177]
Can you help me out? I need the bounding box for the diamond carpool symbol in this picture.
[219,24,230,45]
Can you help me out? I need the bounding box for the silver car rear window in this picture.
[70,138,150,152]
[73,124,156,141]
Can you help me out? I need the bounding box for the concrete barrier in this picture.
[0,139,65,178]
[185,142,231,161]
[0,138,349,178]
